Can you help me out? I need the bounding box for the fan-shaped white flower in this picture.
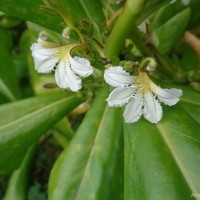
[104,66,182,124]
[30,38,93,92]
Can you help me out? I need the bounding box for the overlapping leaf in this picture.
[2,145,36,200]
[0,0,62,32]
[0,92,83,175]
[151,8,190,54]
[48,86,124,200]
[0,28,21,103]
[124,86,200,199]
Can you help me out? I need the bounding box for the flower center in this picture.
[134,72,152,94]
[55,46,70,59]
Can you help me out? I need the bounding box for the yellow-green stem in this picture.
[105,0,146,58]
[138,57,157,71]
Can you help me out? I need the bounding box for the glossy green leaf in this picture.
[151,8,190,54]
[0,28,21,103]
[137,0,172,25]
[48,86,123,200]
[124,86,200,199]
[2,145,36,200]
[0,92,83,175]
[79,0,105,29]
[151,1,186,29]
[179,86,200,124]
[0,0,63,32]
[60,0,87,24]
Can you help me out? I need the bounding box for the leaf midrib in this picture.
[73,105,109,200]
[157,123,199,197]
[0,79,16,101]
[181,97,200,106]
[0,96,72,132]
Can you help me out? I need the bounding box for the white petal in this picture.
[55,61,81,92]
[55,62,70,89]
[31,41,58,59]
[123,93,143,123]
[69,56,93,77]
[107,86,135,107]
[152,87,182,106]
[143,92,163,124]
[30,43,41,51]
[35,57,58,73]
[104,66,134,87]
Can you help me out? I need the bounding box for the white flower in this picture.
[30,38,93,92]
[104,66,183,124]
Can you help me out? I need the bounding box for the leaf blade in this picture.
[124,101,200,199]
[48,86,124,200]
[0,92,83,175]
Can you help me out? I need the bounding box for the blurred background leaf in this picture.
[0,0,63,32]
[2,145,36,200]
[0,27,21,103]
[151,8,190,54]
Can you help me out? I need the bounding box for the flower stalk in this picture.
[138,57,157,71]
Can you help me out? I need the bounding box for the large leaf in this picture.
[0,0,62,32]
[179,85,200,124]
[151,1,186,29]
[137,0,172,25]
[0,28,21,103]
[151,8,190,54]
[124,86,200,199]
[48,86,124,200]
[0,92,83,175]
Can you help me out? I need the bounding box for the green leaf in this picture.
[0,28,21,102]
[28,184,47,200]
[60,0,87,24]
[151,1,186,29]
[2,145,36,200]
[137,0,172,25]
[179,85,200,124]
[0,92,83,175]
[79,0,105,30]
[48,86,124,200]
[151,8,190,54]
[0,0,63,32]
[124,86,200,199]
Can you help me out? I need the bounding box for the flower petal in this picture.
[143,92,163,124]
[55,62,69,89]
[123,93,143,123]
[32,47,58,58]
[69,56,93,77]
[55,61,82,91]
[104,66,134,87]
[152,87,182,106]
[35,57,58,73]
[107,86,135,107]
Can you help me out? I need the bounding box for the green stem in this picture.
[105,0,146,58]
[138,57,157,71]
[63,26,85,43]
